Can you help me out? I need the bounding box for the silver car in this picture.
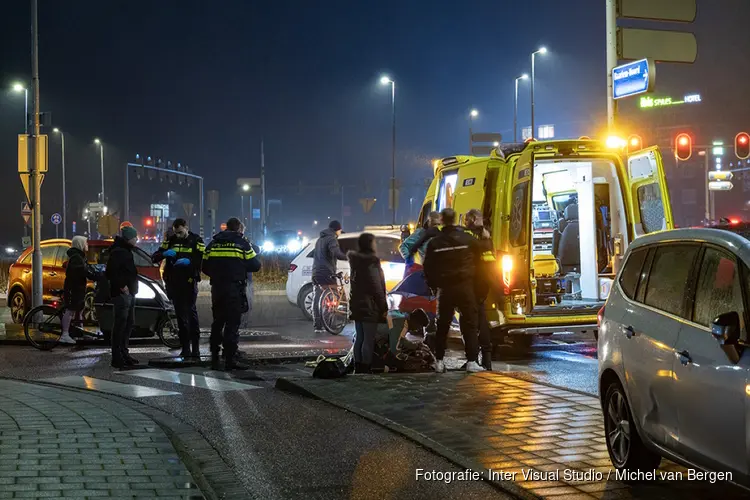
[598,227,750,484]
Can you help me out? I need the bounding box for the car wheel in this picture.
[297,284,314,321]
[604,381,661,471]
[10,290,27,324]
[83,289,97,325]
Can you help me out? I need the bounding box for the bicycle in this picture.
[23,289,101,350]
[318,272,350,335]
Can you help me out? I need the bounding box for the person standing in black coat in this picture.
[348,233,388,373]
[60,236,97,345]
[106,226,141,369]
[312,220,348,332]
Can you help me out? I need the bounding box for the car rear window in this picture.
[374,237,403,263]
[618,248,647,300]
[643,244,699,318]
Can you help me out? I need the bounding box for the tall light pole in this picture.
[380,76,396,224]
[530,47,547,140]
[241,183,250,227]
[30,0,43,310]
[11,83,28,134]
[514,74,529,143]
[469,109,478,152]
[94,139,104,204]
[53,128,67,238]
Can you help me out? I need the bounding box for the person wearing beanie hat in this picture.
[311,220,347,332]
[105,226,140,368]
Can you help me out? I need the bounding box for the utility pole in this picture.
[605,0,618,130]
[260,140,267,237]
[30,0,43,309]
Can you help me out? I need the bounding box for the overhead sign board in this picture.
[618,28,698,64]
[708,181,733,191]
[18,134,49,203]
[619,0,697,23]
[639,93,702,109]
[708,171,733,181]
[613,58,655,99]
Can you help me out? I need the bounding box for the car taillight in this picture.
[597,306,605,327]
[500,254,513,289]
[288,264,298,273]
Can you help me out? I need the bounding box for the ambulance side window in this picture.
[510,181,530,247]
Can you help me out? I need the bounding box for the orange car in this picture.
[7,239,160,323]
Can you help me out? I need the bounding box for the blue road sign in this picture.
[252,208,261,220]
[51,213,62,225]
[613,58,655,99]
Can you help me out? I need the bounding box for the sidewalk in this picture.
[0,378,203,499]
[277,372,744,499]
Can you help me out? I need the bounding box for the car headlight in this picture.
[287,239,301,253]
[381,262,405,282]
[262,241,275,252]
[135,285,156,300]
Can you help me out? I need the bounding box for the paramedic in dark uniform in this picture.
[152,218,205,359]
[202,217,261,371]
[465,208,496,370]
[423,208,483,373]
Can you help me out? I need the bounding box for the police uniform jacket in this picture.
[202,230,261,285]
[152,231,205,285]
[423,225,480,290]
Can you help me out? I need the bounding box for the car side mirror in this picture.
[712,311,741,345]
[712,311,742,364]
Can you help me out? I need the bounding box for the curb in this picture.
[275,376,539,500]
[149,352,345,368]
[3,376,250,500]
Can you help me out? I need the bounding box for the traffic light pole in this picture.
[30,0,43,310]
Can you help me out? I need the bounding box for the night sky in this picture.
[1,0,749,244]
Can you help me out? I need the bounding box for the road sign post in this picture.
[708,181,733,191]
[613,58,655,99]
[51,212,61,238]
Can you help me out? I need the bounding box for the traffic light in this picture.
[736,132,750,160]
[144,217,153,227]
[675,133,692,161]
[627,134,642,154]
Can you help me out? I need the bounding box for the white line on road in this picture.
[117,369,262,391]
[40,376,181,398]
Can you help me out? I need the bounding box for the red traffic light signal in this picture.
[627,134,642,153]
[144,218,153,227]
[675,133,692,161]
[736,132,750,160]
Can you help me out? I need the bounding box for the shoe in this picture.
[466,361,485,373]
[58,333,76,345]
[225,360,250,371]
[434,359,446,373]
[124,356,139,366]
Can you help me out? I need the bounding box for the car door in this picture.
[41,245,65,300]
[672,244,749,475]
[627,147,674,238]
[620,243,699,450]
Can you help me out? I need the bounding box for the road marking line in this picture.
[40,376,181,398]
[118,369,262,391]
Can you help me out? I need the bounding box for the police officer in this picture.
[202,217,261,371]
[423,208,483,373]
[465,208,497,370]
[152,218,205,358]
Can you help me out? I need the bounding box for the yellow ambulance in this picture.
[418,138,672,352]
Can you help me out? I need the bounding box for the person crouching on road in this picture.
[423,208,483,373]
[348,233,388,374]
[152,218,205,358]
[202,217,261,371]
[106,226,140,369]
[312,220,348,333]
[464,208,496,370]
[59,236,97,345]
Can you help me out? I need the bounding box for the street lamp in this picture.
[52,128,67,238]
[242,184,250,192]
[380,75,397,224]
[240,184,250,226]
[469,109,479,152]
[11,83,28,134]
[530,47,547,140]
[94,139,104,204]
[514,74,529,142]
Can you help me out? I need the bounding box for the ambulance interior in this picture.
[530,159,628,313]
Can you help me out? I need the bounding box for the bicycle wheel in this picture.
[24,305,64,350]
[320,288,348,335]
